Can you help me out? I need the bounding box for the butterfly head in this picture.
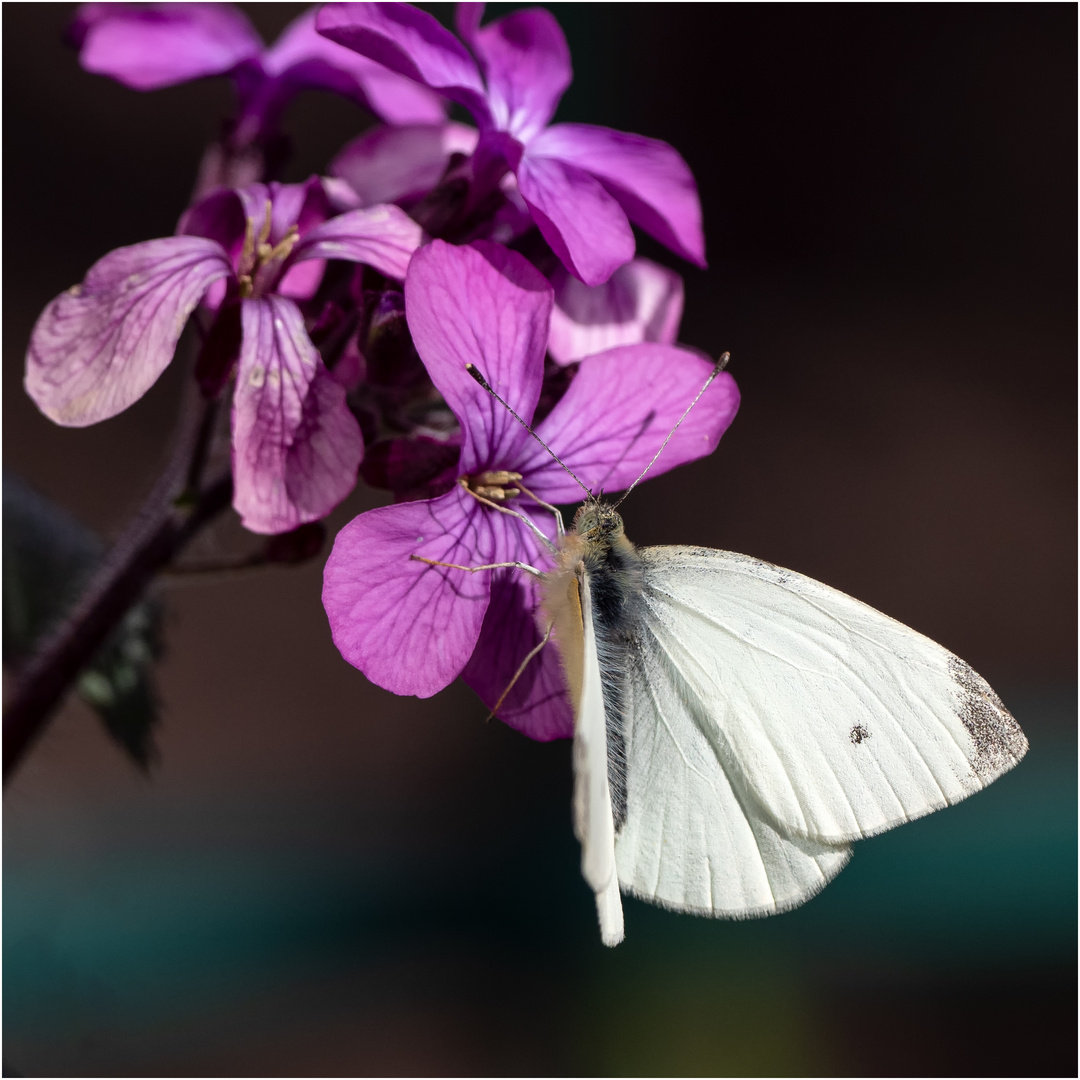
[573,500,625,543]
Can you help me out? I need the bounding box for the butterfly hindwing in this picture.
[615,623,852,916]
[635,546,1028,845]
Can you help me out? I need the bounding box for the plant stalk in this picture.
[3,384,232,784]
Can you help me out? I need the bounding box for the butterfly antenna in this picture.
[612,351,730,510]
[466,364,593,499]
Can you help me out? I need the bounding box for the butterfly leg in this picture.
[515,481,566,540]
[484,620,555,721]
[410,555,544,579]
[460,481,558,553]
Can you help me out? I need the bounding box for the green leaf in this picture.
[3,471,164,769]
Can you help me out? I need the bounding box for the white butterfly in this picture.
[462,359,1028,947]
[541,499,1027,946]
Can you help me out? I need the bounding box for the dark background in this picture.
[4,3,1075,1076]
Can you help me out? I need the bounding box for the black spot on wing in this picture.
[850,724,871,745]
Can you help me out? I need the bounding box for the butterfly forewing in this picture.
[574,572,625,946]
[636,546,1028,845]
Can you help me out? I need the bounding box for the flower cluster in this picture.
[322,239,739,739]
[26,2,740,737]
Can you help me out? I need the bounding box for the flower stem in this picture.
[3,386,232,784]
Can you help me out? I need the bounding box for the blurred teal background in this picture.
[5,4,1075,1076]
[4,687,1075,1074]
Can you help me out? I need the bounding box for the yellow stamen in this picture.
[266,224,300,263]
[465,470,524,503]
[257,200,273,247]
[238,217,256,277]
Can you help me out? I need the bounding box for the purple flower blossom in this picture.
[316,2,705,286]
[25,178,423,535]
[330,118,536,250]
[71,3,448,195]
[330,121,479,208]
[71,3,446,134]
[322,240,739,739]
[548,257,685,366]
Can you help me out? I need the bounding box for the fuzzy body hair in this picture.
[543,502,643,832]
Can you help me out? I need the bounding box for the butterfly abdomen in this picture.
[582,525,643,833]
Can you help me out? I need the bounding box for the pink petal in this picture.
[25,236,231,426]
[262,6,446,124]
[331,122,479,206]
[181,176,330,264]
[322,486,496,697]
[67,3,118,49]
[77,3,263,91]
[547,257,684,366]
[233,181,273,234]
[267,177,334,241]
[316,2,491,124]
[465,7,571,142]
[462,552,573,742]
[178,185,247,255]
[454,3,484,45]
[321,177,365,213]
[340,57,449,125]
[516,151,635,286]
[404,240,551,473]
[524,345,740,503]
[530,123,706,268]
[230,178,332,248]
[232,296,363,534]
[360,432,461,501]
[275,259,326,302]
[290,203,424,280]
[181,178,338,306]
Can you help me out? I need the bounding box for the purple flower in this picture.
[316,3,705,286]
[71,3,446,137]
[322,240,739,740]
[25,178,424,535]
[330,121,479,208]
[548,257,685,366]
